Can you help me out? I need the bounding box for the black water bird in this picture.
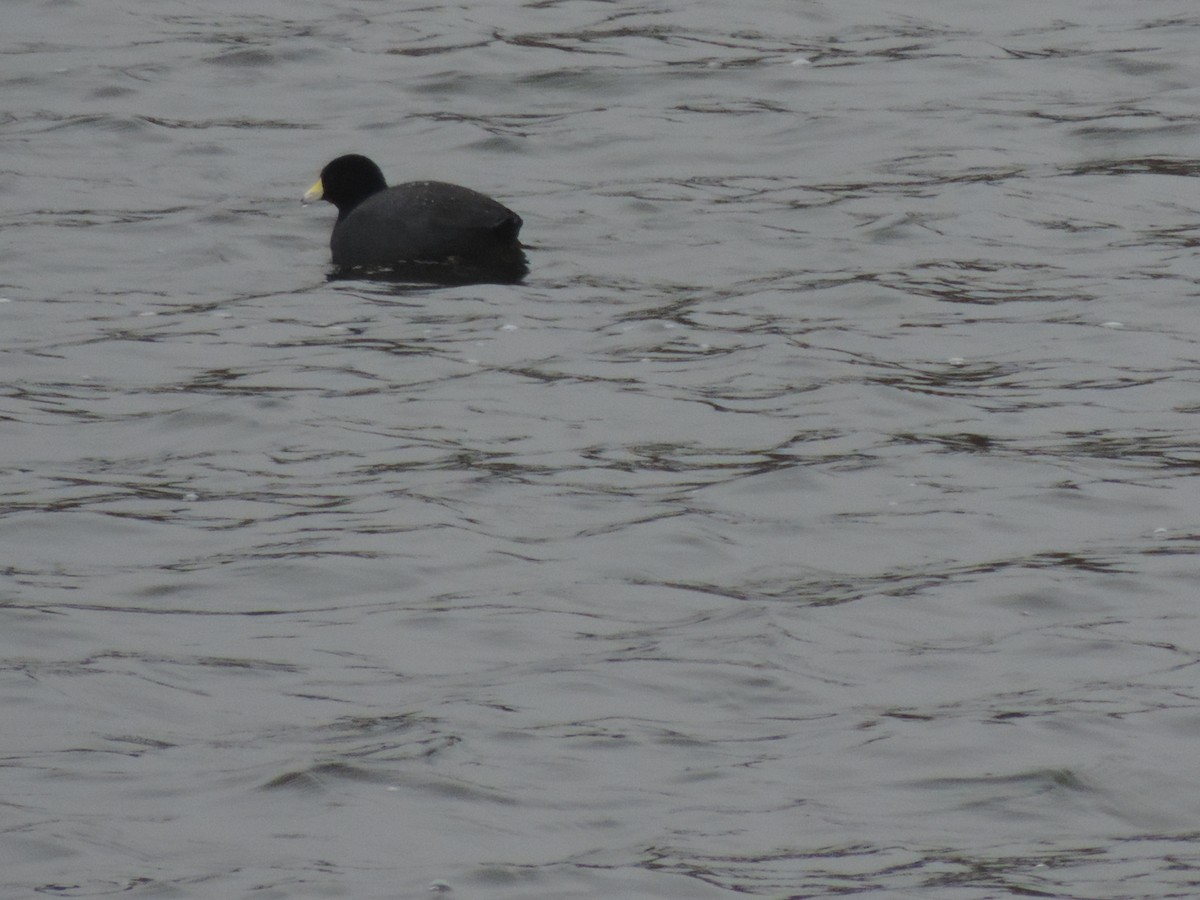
[303,154,527,283]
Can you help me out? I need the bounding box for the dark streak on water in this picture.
[5,1,1200,899]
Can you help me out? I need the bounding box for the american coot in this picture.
[303,154,527,284]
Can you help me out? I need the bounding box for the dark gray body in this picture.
[330,180,524,272]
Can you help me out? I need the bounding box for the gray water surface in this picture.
[6,1,1200,898]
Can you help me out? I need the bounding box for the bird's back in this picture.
[331,181,523,269]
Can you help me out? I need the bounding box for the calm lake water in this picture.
[5,1,1200,898]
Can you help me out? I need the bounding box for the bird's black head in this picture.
[304,154,388,217]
